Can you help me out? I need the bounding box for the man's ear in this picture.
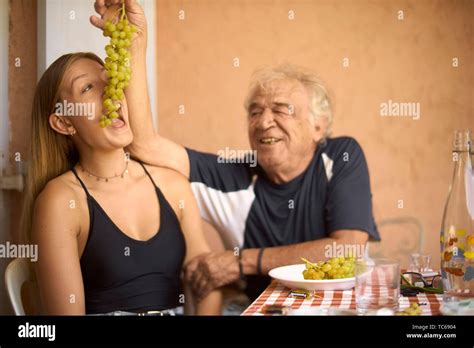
[312,115,327,143]
[49,114,75,136]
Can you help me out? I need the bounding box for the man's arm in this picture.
[241,229,368,275]
[125,27,190,177]
[91,0,190,178]
[185,229,368,299]
[129,134,190,179]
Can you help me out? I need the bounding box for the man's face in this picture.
[248,79,326,179]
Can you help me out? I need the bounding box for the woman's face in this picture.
[51,58,133,151]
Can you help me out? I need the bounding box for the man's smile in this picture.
[259,137,282,145]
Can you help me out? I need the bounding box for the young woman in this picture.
[22,51,221,315]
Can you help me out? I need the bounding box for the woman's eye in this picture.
[82,84,93,93]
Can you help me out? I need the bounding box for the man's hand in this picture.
[90,0,147,47]
[184,251,240,301]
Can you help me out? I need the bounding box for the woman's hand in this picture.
[90,0,147,48]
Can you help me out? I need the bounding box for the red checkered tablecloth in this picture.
[241,280,443,316]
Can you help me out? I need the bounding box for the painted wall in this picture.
[155,0,474,267]
[0,0,11,316]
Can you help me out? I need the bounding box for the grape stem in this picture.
[121,2,126,21]
[300,257,321,270]
[108,3,126,24]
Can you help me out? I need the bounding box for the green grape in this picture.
[118,48,127,56]
[106,47,115,57]
[321,263,331,272]
[106,22,116,32]
[109,111,119,119]
[396,303,422,316]
[103,98,113,109]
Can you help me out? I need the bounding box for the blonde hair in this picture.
[21,52,104,244]
[244,64,333,140]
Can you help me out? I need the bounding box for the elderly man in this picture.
[94,0,380,307]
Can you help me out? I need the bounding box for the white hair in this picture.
[244,64,333,140]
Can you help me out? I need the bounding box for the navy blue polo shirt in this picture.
[186,136,379,298]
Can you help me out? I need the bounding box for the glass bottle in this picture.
[440,130,474,302]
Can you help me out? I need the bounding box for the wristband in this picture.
[238,249,246,281]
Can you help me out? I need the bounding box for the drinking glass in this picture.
[410,253,431,273]
[355,258,400,315]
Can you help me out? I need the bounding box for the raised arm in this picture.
[32,181,85,315]
[91,0,190,178]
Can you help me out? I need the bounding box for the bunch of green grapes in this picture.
[301,257,355,280]
[100,3,137,128]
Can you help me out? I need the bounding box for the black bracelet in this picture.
[238,249,246,281]
[257,248,265,275]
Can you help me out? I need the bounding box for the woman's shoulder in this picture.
[33,169,85,239]
[35,169,85,208]
[138,162,193,213]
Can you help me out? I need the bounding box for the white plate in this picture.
[268,264,355,291]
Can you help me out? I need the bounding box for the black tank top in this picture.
[71,162,186,314]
